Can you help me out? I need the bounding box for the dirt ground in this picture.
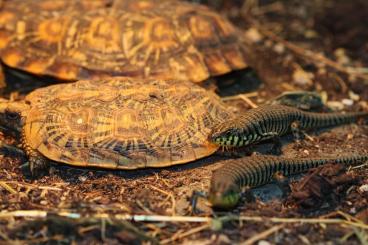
[1,0,368,244]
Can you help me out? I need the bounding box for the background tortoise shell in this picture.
[22,77,232,169]
[0,0,248,83]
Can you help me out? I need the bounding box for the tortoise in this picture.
[0,77,232,175]
[0,0,248,87]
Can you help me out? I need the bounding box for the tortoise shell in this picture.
[22,77,232,169]
[0,0,247,83]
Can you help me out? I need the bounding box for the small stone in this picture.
[78,176,87,182]
[326,101,344,111]
[292,67,314,87]
[304,29,318,38]
[358,101,368,110]
[342,99,354,106]
[348,91,360,101]
[303,150,309,155]
[358,184,368,193]
[334,48,345,57]
[317,67,327,75]
[265,40,273,48]
[273,43,285,54]
[40,200,48,205]
[258,240,272,245]
[334,48,351,65]
[244,28,263,43]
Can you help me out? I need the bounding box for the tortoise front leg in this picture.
[21,136,49,177]
[22,147,49,177]
[27,149,49,177]
[0,141,26,157]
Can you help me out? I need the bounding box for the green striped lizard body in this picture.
[210,104,367,147]
[209,154,368,209]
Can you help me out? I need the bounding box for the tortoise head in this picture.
[0,98,30,133]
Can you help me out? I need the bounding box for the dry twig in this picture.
[150,185,176,216]
[161,223,210,244]
[0,181,17,194]
[221,92,259,108]
[240,224,285,245]
[136,200,154,214]
[1,211,367,230]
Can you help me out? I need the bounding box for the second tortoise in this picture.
[0,0,248,86]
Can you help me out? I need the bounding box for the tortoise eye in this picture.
[6,111,20,120]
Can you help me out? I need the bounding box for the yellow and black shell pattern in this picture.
[23,77,232,169]
[0,0,248,82]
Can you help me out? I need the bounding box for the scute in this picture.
[23,77,232,169]
[0,0,248,83]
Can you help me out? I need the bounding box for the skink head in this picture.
[208,178,241,209]
[210,118,253,148]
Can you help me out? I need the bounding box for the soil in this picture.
[1,0,368,244]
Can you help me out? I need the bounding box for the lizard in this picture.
[210,104,367,152]
[209,154,368,209]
